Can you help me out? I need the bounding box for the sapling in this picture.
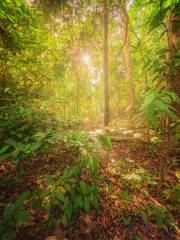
[144,90,178,183]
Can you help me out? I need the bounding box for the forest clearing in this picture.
[0,0,180,239]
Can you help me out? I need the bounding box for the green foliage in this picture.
[122,168,158,189]
[60,130,102,177]
[144,203,172,229]
[99,134,112,149]
[163,184,180,206]
[0,104,68,164]
[136,89,178,131]
[0,192,30,240]
[31,170,101,226]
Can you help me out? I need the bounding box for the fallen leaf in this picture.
[45,236,58,240]
[57,186,66,193]
[16,221,36,231]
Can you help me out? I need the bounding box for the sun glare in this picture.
[83,55,90,64]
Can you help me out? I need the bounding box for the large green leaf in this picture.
[84,196,90,213]
[156,214,163,229]
[0,153,11,161]
[154,100,167,111]
[141,211,148,225]
[0,146,9,154]
[146,103,155,119]
[74,195,83,208]
[3,203,13,222]
[80,182,87,196]
[145,91,156,106]
[14,191,30,213]
[62,212,67,225]
[99,134,112,149]
[40,188,52,198]
[56,189,65,201]
[14,210,30,223]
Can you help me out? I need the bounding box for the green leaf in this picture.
[92,195,99,207]
[11,156,22,164]
[62,212,67,225]
[62,196,69,210]
[11,149,20,158]
[56,177,62,186]
[145,91,156,106]
[44,201,51,214]
[80,182,86,196]
[64,183,71,192]
[84,196,90,213]
[176,134,180,139]
[3,203,13,222]
[74,195,83,208]
[56,189,65,201]
[154,100,167,111]
[40,188,52,198]
[67,178,77,183]
[14,192,30,213]
[30,143,41,151]
[141,211,148,225]
[4,139,17,147]
[55,169,59,177]
[0,153,11,161]
[65,204,73,222]
[164,91,177,101]
[48,214,56,228]
[44,174,54,181]
[99,134,112,149]
[143,60,152,71]
[156,214,163,229]
[146,103,155,119]
[14,210,30,222]
[0,146,9,154]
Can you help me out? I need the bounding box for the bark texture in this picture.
[103,0,109,127]
[166,12,180,116]
[121,7,136,107]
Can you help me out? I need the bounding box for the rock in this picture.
[133,133,142,138]
[122,130,133,136]
[95,129,105,135]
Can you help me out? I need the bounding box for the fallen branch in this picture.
[109,136,146,142]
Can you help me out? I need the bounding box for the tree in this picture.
[103,0,109,127]
[166,11,180,116]
[121,5,136,112]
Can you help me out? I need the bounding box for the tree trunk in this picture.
[103,0,109,127]
[121,7,136,109]
[166,12,180,116]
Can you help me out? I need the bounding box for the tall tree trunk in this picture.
[166,12,180,116]
[103,0,109,127]
[121,6,136,110]
[75,68,80,116]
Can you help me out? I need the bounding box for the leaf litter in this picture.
[0,141,179,240]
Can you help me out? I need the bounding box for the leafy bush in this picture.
[0,192,30,240]
[31,170,101,226]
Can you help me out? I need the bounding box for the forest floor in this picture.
[0,135,180,240]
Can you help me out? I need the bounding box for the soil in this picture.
[0,138,180,240]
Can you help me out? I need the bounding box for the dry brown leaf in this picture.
[45,236,58,240]
[16,221,36,231]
